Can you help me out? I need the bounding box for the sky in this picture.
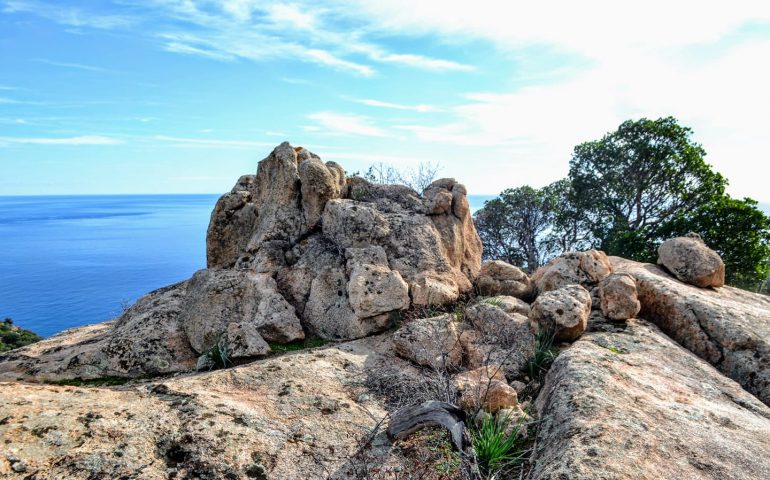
[1,1,769,199]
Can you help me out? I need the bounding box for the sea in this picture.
[0,194,497,337]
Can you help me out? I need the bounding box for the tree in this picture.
[473,180,590,272]
[569,117,726,260]
[364,161,441,193]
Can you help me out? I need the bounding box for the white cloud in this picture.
[304,49,374,76]
[2,0,135,29]
[352,98,440,112]
[307,112,390,137]
[35,59,107,72]
[153,135,275,148]
[0,135,123,145]
[265,3,316,29]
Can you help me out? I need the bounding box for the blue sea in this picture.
[0,194,497,337]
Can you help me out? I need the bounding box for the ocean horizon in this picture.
[0,193,497,337]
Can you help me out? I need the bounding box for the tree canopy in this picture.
[475,117,770,290]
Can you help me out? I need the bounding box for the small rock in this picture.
[530,285,592,342]
[532,250,612,293]
[392,315,462,369]
[599,273,641,320]
[453,366,518,413]
[657,233,725,288]
[475,261,533,299]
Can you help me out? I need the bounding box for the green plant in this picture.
[267,336,327,354]
[205,340,232,370]
[0,318,42,352]
[527,328,558,380]
[479,297,506,309]
[470,412,527,477]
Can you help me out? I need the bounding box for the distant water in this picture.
[0,194,496,337]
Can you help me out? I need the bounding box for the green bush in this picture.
[0,318,42,352]
[527,328,558,381]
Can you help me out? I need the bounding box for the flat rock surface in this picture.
[0,336,406,480]
[532,316,770,480]
[612,257,770,405]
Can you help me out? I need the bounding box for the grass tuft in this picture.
[527,328,558,381]
[205,340,232,370]
[470,412,528,477]
[268,336,327,354]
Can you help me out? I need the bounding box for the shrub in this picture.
[470,412,527,478]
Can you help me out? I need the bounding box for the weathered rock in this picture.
[461,303,535,378]
[0,282,196,382]
[392,315,462,369]
[453,365,518,413]
[530,285,591,342]
[475,260,533,299]
[531,317,770,480]
[481,295,531,317]
[345,247,410,319]
[599,273,641,320]
[0,336,409,480]
[657,234,725,288]
[532,250,612,293]
[206,175,258,268]
[614,257,770,406]
[179,269,304,354]
[298,154,346,230]
[220,322,271,358]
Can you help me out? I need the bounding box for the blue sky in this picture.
[1,1,769,199]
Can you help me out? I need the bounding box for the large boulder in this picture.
[531,317,770,479]
[179,269,304,354]
[529,285,592,342]
[475,260,533,299]
[657,234,725,288]
[532,250,612,294]
[613,257,770,406]
[599,273,641,320]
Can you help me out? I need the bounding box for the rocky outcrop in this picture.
[532,250,612,294]
[530,285,592,342]
[0,143,483,381]
[657,233,725,288]
[531,317,770,479]
[599,272,641,320]
[475,260,533,299]
[613,257,770,405]
[0,336,410,480]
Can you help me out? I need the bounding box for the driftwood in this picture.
[386,401,468,450]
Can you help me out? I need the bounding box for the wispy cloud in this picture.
[153,135,275,149]
[307,112,390,137]
[1,0,135,29]
[35,59,108,72]
[0,135,123,145]
[0,85,17,91]
[350,97,440,112]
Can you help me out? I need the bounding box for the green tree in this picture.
[0,318,43,352]
[474,180,591,272]
[569,116,726,260]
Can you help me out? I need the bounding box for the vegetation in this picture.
[52,376,138,387]
[204,340,232,370]
[0,317,42,352]
[268,336,327,354]
[470,412,528,478]
[362,160,441,193]
[475,117,770,288]
[527,328,558,381]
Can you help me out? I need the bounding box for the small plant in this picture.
[470,413,527,477]
[606,345,623,354]
[205,340,232,370]
[268,336,327,354]
[527,328,558,381]
[478,297,506,309]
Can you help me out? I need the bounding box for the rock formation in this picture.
[0,142,482,382]
[2,143,770,479]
